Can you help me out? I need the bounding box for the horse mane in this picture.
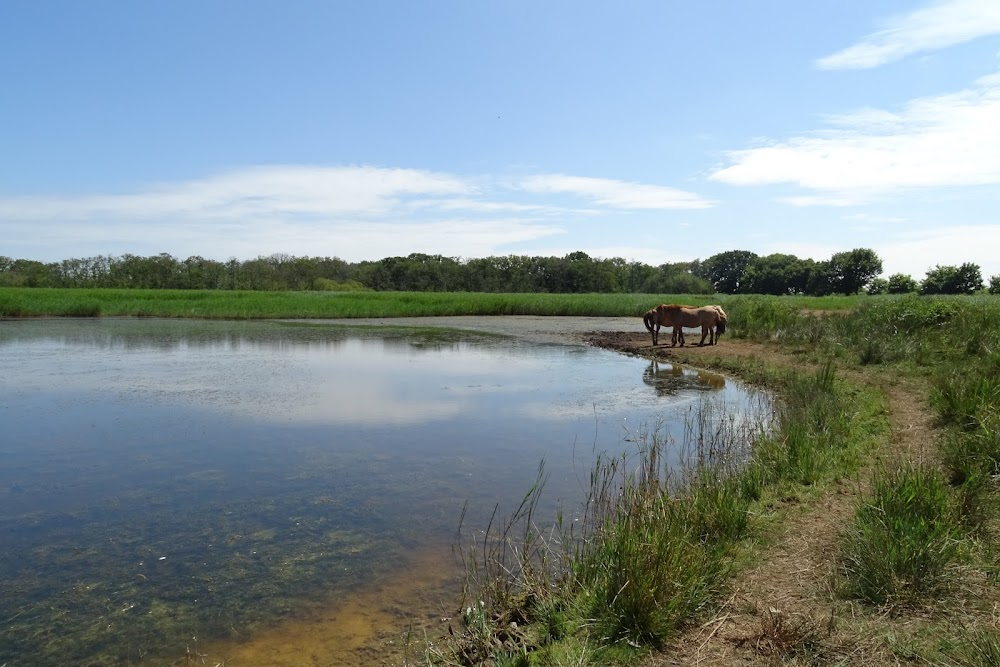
[710,305,728,333]
[643,308,658,333]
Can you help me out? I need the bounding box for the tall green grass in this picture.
[940,628,1000,666]
[445,362,886,664]
[0,287,863,319]
[839,464,964,606]
[573,420,751,648]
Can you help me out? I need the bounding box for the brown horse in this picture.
[643,304,728,347]
[642,304,693,346]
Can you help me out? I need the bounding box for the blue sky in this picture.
[2,0,999,280]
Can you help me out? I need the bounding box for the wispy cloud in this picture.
[516,174,714,210]
[407,197,593,216]
[817,0,1000,70]
[878,224,1000,279]
[1,165,714,261]
[710,70,1000,202]
[0,165,471,221]
[843,213,909,224]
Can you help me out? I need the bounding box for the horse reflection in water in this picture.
[642,359,726,396]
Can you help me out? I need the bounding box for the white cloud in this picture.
[757,241,843,263]
[313,220,565,261]
[408,197,594,216]
[0,165,717,262]
[517,174,714,210]
[817,0,1000,70]
[1,215,565,263]
[843,213,909,224]
[711,70,1000,201]
[877,224,1000,279]
[0,165,471,221]
[777,194,874,207]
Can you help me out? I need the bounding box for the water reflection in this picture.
[0,319,763,666]
[642,359,727,395]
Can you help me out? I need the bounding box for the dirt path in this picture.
[584,329,940,666]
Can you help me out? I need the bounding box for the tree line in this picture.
[1,249,997,295]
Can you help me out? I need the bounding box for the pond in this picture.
[0,318,764,666]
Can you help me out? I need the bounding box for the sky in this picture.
[2,0,999,280]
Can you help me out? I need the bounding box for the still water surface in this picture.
[0,318,760,665]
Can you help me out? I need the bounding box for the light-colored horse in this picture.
[643,304,728,347]
[642,304,692,346]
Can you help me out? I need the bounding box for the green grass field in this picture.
[0,287,864,319]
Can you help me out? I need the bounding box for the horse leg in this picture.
[699,325,709,346]
[652,323,659,346]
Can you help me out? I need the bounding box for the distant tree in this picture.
[921,263,984,295]
[886,273,918,294]
[866,278,888,295]
[639,263,713,294]
[7,259,54,287]
[640,261,706,294]
[463,255,538,292]
[828,248,883,294]
[558,251,611,292]
[181,255,227,289]
[805,260,835,296]
[743,254,814,295]
[698,250,758,293]
[608,258,656,293]
[990,275,1000,295]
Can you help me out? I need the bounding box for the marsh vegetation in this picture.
[428,293,1000,665]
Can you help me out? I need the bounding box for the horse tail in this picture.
[643,310,655,333]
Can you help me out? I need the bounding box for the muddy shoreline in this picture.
[299,314,682,357]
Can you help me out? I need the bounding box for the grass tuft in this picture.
[839,464,963,606]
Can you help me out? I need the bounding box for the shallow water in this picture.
[0,318,761,665]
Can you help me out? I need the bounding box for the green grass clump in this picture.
[839,464,964,606]
[573,438,746,647]
[725,296,801,342]
[940,628,1000,666]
